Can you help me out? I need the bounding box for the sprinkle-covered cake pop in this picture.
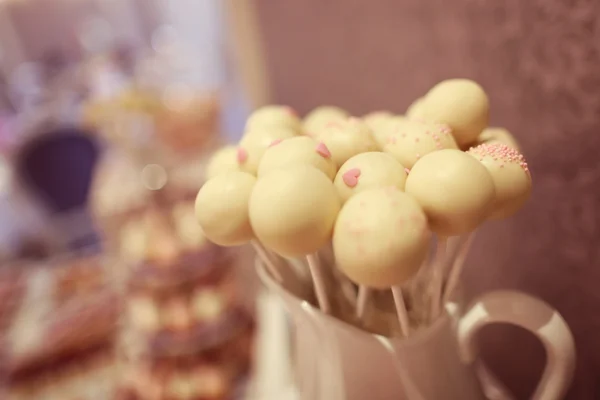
[468,143,532,219]
[249,165,341,257]
[382,118,458,169]
[363,111,395,148]
[195,171,256,246]
[205,146,242,179]
[421,79,489,148]
[406,97,426,120]
[477,127,521,151]
[238,127,297,174]
[303,106,349,135]
[334,152,407,202]
[315,117,378,167]
[333,187,431,288]
[405,149,495,236]
[245,105,302,133]
[257,136,337,180]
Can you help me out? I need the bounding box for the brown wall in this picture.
[255,1,600,398]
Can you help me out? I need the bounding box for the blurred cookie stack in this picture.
[88,94,256,399]
[2,256,121,400]
[106,200,255,400]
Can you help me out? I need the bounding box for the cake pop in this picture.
[404,149,495,236]
[196,171,285,282]
[257,136,337,180]
[467,143,531,219]
[316,117,378,167]
[303,105,349,135]
[334,152,407,203]
[383,118,458,169]
[442,145,531,308]
[405,97,426,120]
[250,165,341,312]
[333,187,431,334]
[245,105,302,133]
[250,165,340,257]
[421,79,489,148]
[194,171,256,246]
[238,127,297,174]
[363,111,395,148]
[477,127,521,151]
[405,149,495,319]
[205,146,243,179]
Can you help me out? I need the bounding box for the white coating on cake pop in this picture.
[467,143,531,219]
[249,165,341,257]
[405,149,496,236]
[334,152,407,202]
[258,136,337,180]
[195,171,256,246]
[333,187,431,288]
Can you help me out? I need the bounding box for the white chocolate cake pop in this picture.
[205,145,242,179]
[257,136,337,180]
[195,171,256,246]
[406,97,426,120]
[467,143,531,219]
[245,105,302,133]
[316,117,378,167]
[477,127,521,151]
[405,149,495,236]
[334,152,407,202]
[363,111,395,148]
[303,106,349,135]
[333,187,431,288]
[421,79,489,148]
[238,127,297,174]
[249,165,341,257]
[383,118,458,169]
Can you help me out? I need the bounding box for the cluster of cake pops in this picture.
[195,79,532,336]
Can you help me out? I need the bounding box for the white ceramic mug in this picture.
[256,261,576,400]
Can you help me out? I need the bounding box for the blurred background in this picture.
[0,0,598,399]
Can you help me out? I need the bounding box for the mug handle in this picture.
[457,290,576,400]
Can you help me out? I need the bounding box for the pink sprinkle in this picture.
[404,168,410,175]
[237,148,248,163]
[285,106,297,116]
[387,136,397,144]
[269,139,282,147]
[315,142,332,158]
[342,168,361,187]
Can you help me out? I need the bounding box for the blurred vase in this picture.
[256,260,575,400]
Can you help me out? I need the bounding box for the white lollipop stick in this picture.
[355,286,371,319]
[429,237,448,320]
[306,253,331,314]
[251,240,283,283]
[391,286,410,337]
[442,232,475,304]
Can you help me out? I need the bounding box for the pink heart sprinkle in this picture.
[404,167,410,175]
[342,168,361,187]
[237,148,248,163]
[315,142,332,158]
[269,139,282,147]
[285,106,297,116]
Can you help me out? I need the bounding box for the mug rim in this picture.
[255,259,453,348]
